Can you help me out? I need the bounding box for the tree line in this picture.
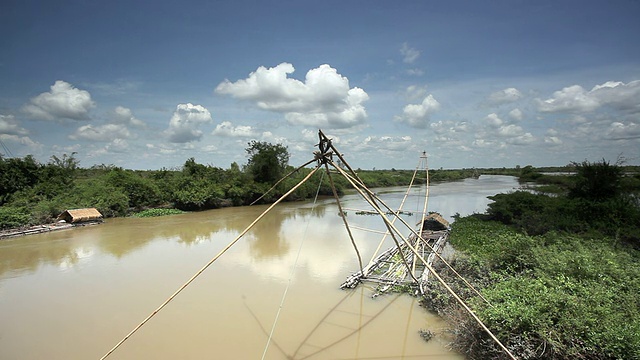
[0,141,479,229]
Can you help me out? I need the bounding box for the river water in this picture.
[0,175,520,360]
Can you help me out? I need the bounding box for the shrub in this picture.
[0,206,31,229]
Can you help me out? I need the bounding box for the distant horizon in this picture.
[7,150,630,173]
[2,1,639,170]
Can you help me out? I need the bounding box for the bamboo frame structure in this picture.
[99,129,516,360]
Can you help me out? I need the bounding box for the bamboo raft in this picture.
[340,213,450,296]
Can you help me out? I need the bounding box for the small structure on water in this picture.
[57,208,104,224]
[422,213,450,231]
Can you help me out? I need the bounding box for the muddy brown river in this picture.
[0,175,520,359]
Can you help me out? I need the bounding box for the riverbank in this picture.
[0,220,103,240]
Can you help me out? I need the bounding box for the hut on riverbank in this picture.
[57,208,103,224]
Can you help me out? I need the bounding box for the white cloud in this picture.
[215,63,369,129]
[212,121,258,137]
[537,85,600,113]
[485,113,503,128]
[405,85,428,101]
[406,68,424,76]
[0,114,28,135]
[22,80,95,120]
[507,132,535,145]
[545,136,563,145]
[497,124,525,137]
[70,123,131,142]
[360,135,413,152]
[589,80,640,113]
[508,108,523,121]
[430,120,470,135]
[488,88,522,105]
[604,121,640,140]
[472,139,504,149]
[395,94,440,128]
[112,106,145,127]
[400,42,420,64]
[537,80,640,114]
[164,103,213,143]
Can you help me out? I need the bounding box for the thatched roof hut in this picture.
[57,208,103,224]
[422,213,450,231]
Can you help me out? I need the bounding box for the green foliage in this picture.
[0,206,31,229]
[245,141,289,184]
[104,168,163,209]
[447,217,640,359]
[132,208,186,217]
[518,165,543,182]
[570,159,623,201]
[71,179,130,217]
[0,155,41,205]
[487,187,640,244]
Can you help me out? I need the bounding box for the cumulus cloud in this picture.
[537,80,640,113]
[537,85,600,113]
[545,128,562,145]
[212,121,258,137]
[0,114,28,135]
[164,103,213,143]
[488,88,523,105]
[395,94,440,128]
[497,124,525,137]
[506,132,535,145]
[215,63,369,129]
[22,80,95,120]
[405,85,428,101]
[112,106,145,127]
[70,124,131,142]
[509,108,523,121]
[604,121,640,140]
[485,113,503,128]
[430,120,470,135]
[360,135,413,152]
[545,136,563,145]
[590,80,640,113]
[476,114,535,147]
[400,42,420,64]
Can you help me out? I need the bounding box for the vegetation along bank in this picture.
[421,159,640,359]
[0,141,480,230]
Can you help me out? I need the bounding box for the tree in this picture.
[245,141,289,184]
[569,158,623,201]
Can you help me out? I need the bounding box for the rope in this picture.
[99,165,321,360]
[260,169,325,360]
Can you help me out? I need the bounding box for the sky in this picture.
[1,0,639,171]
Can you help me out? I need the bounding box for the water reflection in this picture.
[0,175,520,280]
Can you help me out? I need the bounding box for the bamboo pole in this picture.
[331,162,516,360]
[99,165,321,360]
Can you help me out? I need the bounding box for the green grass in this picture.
[444,217,640,359]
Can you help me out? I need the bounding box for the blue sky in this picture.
[1,0,639,170]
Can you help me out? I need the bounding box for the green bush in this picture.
[132,208,185,217]
[0,206,31,229]
[445,217,640,359]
